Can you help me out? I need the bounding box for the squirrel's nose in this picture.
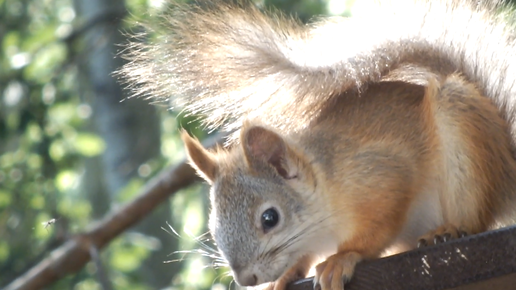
[233,270,258,286]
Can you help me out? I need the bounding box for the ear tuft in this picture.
[242,126,293,179]
[181,130,218,183]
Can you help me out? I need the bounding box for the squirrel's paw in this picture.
[313,252,362,290]
[417,224,469,248]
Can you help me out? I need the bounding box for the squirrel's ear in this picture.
[181,130,218,183]
[242,126,298,179]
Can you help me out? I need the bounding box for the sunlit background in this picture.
[0,0,364,289]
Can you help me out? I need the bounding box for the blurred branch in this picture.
[4,134,222,290]
[0,233,67,285]
[89,245,113,290]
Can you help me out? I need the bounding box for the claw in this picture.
[433,234,443,245]
[313,277,320,290]
[312,267,320,290]
[417,224,471,247]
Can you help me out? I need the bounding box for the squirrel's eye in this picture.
[261,208,279,232]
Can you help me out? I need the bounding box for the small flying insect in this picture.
[41,218,59,231]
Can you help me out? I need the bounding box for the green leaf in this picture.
[73,133,105,157]
[55,170,78,191]
[117,179,144,203]
[110,238,150,273]
[49,139,66,161]
[73,279,102,290]
[29,194,45,209]
[2,31,20,58]
[24,42,67,82]
[22,25,58,53]
[48,103,76,124]
[0,240,9,261]
[0,190,12,207]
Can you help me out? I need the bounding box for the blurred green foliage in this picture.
[0,0,356,289]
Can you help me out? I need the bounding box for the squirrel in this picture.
[117,0,516,289]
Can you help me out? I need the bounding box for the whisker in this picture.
[162,221,182,238]
[161,222,229,272]
[228,277,237,290]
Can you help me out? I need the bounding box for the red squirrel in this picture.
[118,0,516,289]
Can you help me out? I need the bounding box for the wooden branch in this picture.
[287,225,516,290]
[4,136,220,290]
[89,245,113,290]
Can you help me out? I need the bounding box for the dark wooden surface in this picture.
[287,225,516,290]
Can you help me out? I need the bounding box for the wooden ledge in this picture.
[287,225,516,290]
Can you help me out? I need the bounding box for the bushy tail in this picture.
[117,0,516,135]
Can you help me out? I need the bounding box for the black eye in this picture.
[261,208,279,232]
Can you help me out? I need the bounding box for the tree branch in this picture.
[89,245,113,290]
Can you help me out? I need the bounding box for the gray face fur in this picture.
[209,169,306,285]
